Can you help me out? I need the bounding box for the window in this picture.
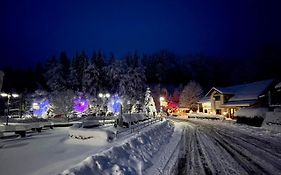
[216,109,221,115]
[214,96,220,101]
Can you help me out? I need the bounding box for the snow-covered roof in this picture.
[275,82,281,89]
[221,100,257,107]
[206,79,274,102]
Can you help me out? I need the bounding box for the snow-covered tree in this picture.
[104,59,124,93]
[45,57,66,91]
[50,90,75,121]
[82,63,99,95]
[67,64,79,91]
[179,81,203,111]
[144,88,157,116]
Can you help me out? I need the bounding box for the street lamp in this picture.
[98,92,110,115]
[159,96,165,112]
[0,92,20,125]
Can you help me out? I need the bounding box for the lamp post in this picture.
[0,92,19,125]
[127,100,133,128]
[159,96,165,112]
[98,93,110,115]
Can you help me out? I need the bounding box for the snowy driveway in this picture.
[173,118,281,175]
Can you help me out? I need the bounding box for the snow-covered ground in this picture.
[0,119,179,175]
[172,118,281,175]
[1,116,281,175]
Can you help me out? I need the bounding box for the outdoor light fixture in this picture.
[73,97,90,113]
[98,93,103,98]
[99,93,110,98]
[12,94,19,98]
[0,92,20,125]
[32,102,40,110]
[105,93,110,98]
[0,93,8,97]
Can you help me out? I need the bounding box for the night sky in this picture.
[1,0,281,68]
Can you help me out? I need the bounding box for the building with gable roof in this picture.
[198,79,275,118]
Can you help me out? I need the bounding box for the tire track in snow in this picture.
[175,119,281,175]
[212,128,281,174]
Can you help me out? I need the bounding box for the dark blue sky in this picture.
[1,0,281,67]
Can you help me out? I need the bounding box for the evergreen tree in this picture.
[104,59,124,93]
[67,62,79,91]
[92,50,105,70]
[44,56,66,91]
[143,88,157,116]
[82,62,99,95]
[71,51,89,91]
[59,51,70,87]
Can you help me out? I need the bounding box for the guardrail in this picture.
[115,118,161,138]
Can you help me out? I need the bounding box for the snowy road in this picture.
[173,118,281,175]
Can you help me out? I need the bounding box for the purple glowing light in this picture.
[74,98,90,113]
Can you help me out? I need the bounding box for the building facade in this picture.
[199,79,275,118]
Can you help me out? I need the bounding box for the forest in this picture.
[1,44,281,97]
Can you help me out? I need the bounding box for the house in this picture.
[198,79,275,118]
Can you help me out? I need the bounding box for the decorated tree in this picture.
[179,81,203,111]
[144,88,157,116]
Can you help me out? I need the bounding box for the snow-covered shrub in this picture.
[234,107,268,119]
[235,107,268,127]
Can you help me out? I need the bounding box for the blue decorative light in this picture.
[33,99,50,117]
[108,95,121,113]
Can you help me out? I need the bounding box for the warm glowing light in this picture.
[105,93,110,98]
[98,93,103,98]
[12,93,19,98]
[74,97,89,113]
[32,102,40,110]
[160,96,165,101]
[0,93,8,97]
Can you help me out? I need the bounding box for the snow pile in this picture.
[235,107,268,118]
[122,113,148,123]
[262,112,281,131]
[61,121,174,175]
[188,113,224,120]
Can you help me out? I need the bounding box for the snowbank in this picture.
[61,121,174,175]
[262,112,281,131]
[122,113,148,123]
[234,107,268,118]
[188,113,224,120]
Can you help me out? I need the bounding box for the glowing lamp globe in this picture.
[74,98,89,113]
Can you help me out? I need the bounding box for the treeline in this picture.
[1,45,281,96]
